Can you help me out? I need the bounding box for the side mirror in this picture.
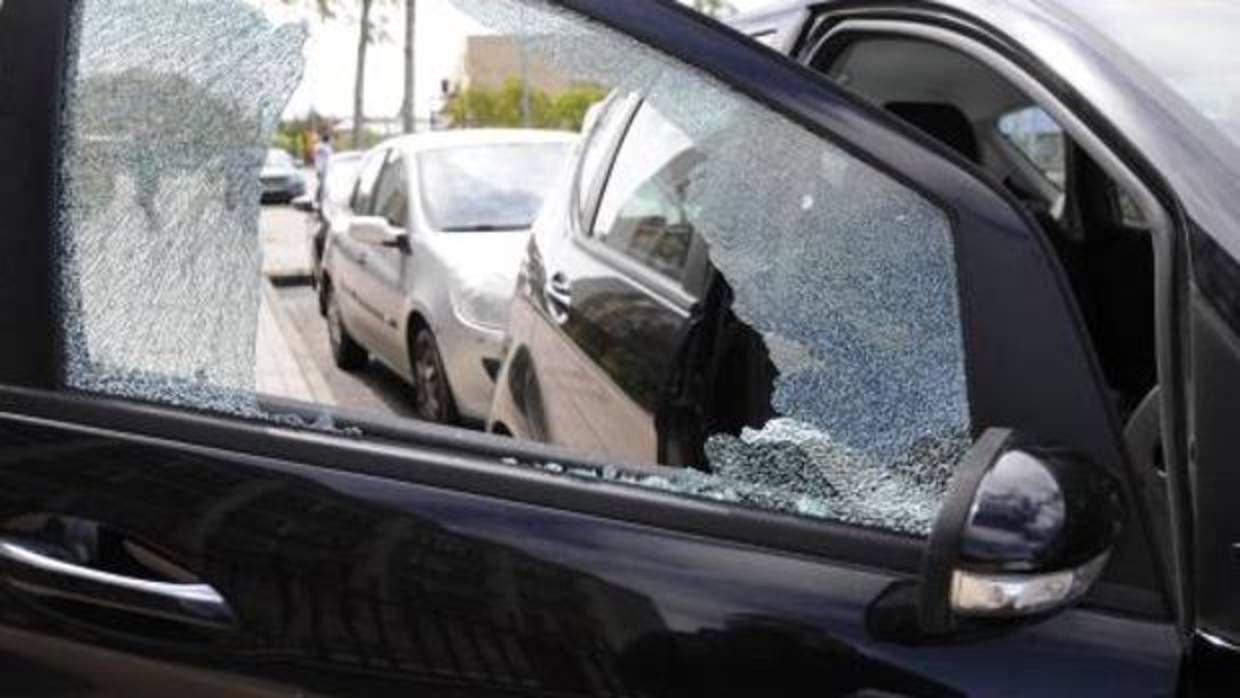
[869,428,1125,644]
[291,195,318,214]
[349,216,408,249]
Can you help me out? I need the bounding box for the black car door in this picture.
[0,0,1179,696]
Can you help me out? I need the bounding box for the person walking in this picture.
[313,133,333,207]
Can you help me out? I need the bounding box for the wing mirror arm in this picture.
[868,428,1126,645]
[291,194,318,214]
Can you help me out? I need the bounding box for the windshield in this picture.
[265,149,295,169]
[418,142,571,232]
[1073,0,1240,149]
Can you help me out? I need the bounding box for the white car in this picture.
[319,129,577,424]
[259,148,306,203]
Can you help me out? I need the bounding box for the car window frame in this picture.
[0,0,1167,620]
[590,101,704,285]
[349,148,390,216]
[572,92,641,239]
[372,152,409,228]
[802,14,1178,616]
[573,98,704,309]
[994,105,1068,193]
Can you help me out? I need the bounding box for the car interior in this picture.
[807,35,1173,559]
[815,36,1160,427]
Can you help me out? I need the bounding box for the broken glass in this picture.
[452,0,972,534]
[56,0,973,536]
[58,0,306,415]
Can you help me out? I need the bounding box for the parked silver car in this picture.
[260,148,306,203]
[319,129,576,424]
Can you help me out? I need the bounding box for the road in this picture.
[257,200,420,422]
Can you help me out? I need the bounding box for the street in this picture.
[256,196,419,421]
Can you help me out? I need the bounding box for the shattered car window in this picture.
[453,0,971,535]
[59,0,305,414]
[57,0,969,537]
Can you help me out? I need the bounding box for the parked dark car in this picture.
[259,148,306,204]
[292,149,363,286]
[3,0,1240,696]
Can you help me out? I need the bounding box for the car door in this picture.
[333,148,392,351]
[530,100,711,465]
[0,1,1180,697]
[354,152,414,370]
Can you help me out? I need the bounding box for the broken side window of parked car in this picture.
[58,0,972,537]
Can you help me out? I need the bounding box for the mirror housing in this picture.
[291,194,318,214]
[869,428,1125,644]
[349,216,408,248]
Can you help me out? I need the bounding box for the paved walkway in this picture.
[255,285,315,403]
[254,193,418,420]
[259,202,315,280]
[254,187,335,405]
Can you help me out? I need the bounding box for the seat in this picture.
[884,102,980,163]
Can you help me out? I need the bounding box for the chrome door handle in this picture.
[0,537,235,629]
[547,272,572,299]
[545,272,572,324]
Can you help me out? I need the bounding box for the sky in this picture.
[254,0,776,122]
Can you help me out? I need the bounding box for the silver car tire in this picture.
[325,284,367,372]
[411,325,457,425]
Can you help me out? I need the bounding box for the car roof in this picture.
[381,129,578,156]
[730,0,814,25]
[733,0,1104,25]
[733,0,1240,259]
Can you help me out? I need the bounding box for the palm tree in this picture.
[281,0,386,145]
[401,0,416,133]
[353,0,376,146]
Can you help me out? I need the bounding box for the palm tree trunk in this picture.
[402,0,416,133]
[353,0,374,148]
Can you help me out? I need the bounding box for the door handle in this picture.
[0,537,235,629]
[545,272,572,324]
[547,272,572,296]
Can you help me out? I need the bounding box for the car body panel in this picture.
[0,397,1183,697]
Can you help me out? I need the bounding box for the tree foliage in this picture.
[278,0,397,144]
[443,79,608,132]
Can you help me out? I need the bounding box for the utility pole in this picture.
[353,0,374,148]
[401,0,417,133]
[518,42,531,128]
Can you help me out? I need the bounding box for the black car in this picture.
[292,149,363,288]
[3,0,1240,696]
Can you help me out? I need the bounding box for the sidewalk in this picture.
[259,203,315,281]
[255,287,314,402]
[255,193,335,405]
[256,278,340,406]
